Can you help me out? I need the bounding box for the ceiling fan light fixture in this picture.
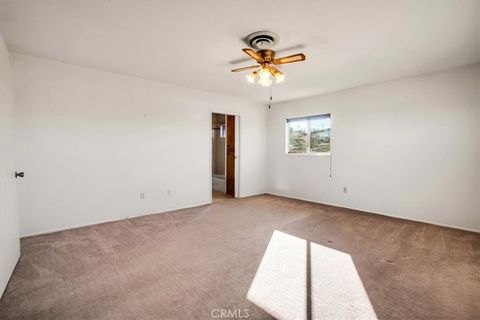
[246,71,257,84]
[257,67,273,87]
[267,66,285,83]
[275,73,285,83]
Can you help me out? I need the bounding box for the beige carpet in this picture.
[0,194,478,319]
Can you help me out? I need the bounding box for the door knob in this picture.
[15,171,24,178]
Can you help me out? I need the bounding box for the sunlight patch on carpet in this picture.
[247,230,377,320]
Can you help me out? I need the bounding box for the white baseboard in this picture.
[22,190,269,238]
[266,192,480,234]
[21,201,212,238]
[22,192,478,237]
[239,190,268,199]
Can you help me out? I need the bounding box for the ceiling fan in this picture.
[231,31,306,87]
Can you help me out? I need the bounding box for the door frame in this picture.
[209,109,240,203]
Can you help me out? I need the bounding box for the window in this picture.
[220,124,226,138]
[286,114,331,154]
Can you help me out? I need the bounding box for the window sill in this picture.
[285,152,331,157]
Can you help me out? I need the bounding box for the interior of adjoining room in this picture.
[211,113,227,197]
[211,112,238,200]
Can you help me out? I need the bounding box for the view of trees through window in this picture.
[287,114,331,154]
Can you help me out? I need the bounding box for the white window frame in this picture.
[285,114,331,156]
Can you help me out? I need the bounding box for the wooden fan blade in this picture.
[267,65,283,76]
[242,48,263,62]
[231,65,259,72]
[273,53,306,65]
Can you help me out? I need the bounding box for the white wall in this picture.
[267,65,480,232]
[13,54,267,236]
[11,53,480,236]
[0,34,20,296]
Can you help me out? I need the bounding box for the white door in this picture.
[0,36,20,297]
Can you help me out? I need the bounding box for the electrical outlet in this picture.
[343,187,348,193]
[166,189,172,196]
[140,192,145,199]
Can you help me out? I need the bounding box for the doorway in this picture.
[211,112,237,200]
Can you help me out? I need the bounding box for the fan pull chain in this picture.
[329,152,332,178]
[268,86,273,109]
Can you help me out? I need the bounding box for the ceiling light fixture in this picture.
[257,66,273,87]
[246,71,257,84]
[245,65,285,87]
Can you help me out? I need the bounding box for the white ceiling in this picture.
[0,0,478,102]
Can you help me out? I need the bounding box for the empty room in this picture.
[0,1,479,319]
